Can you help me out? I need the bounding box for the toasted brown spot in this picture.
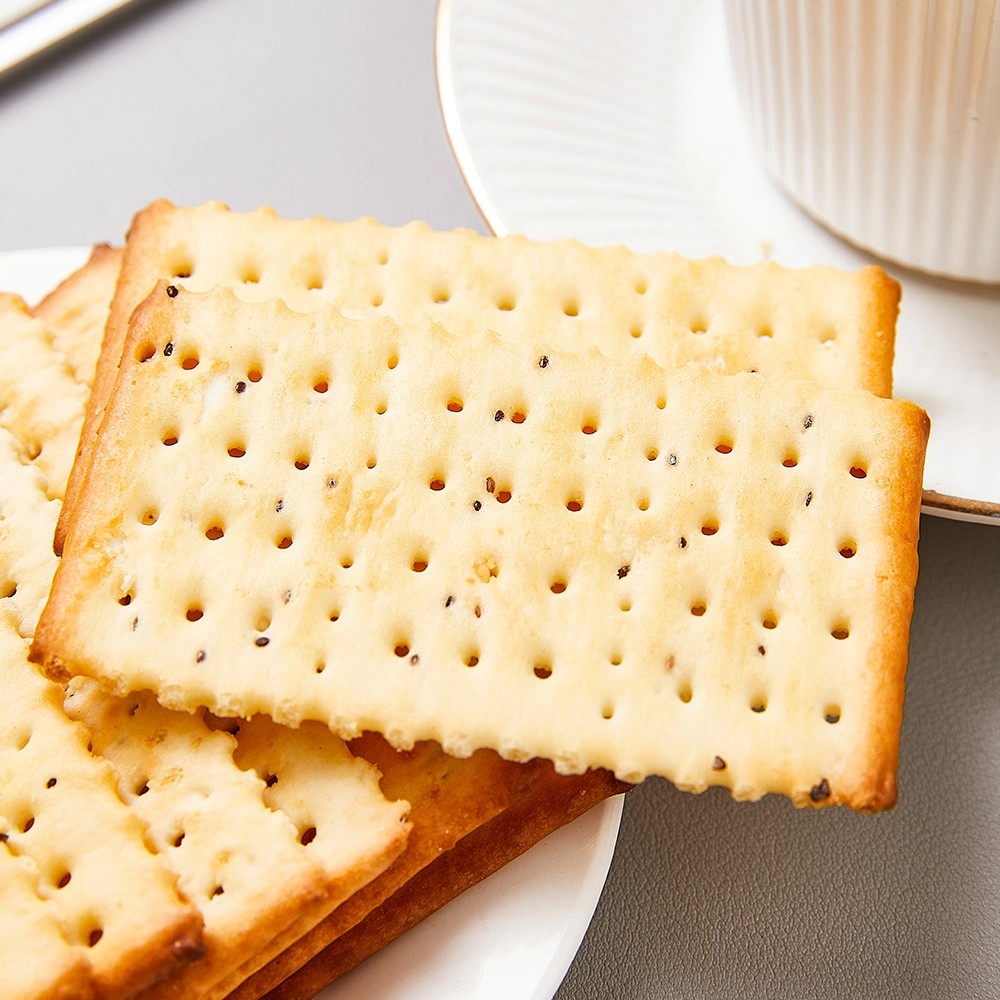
[810,778,831,802]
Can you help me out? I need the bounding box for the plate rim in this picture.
[433,0,1000,527]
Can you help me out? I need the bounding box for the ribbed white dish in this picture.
[726,0,1000,283]
[437,0,1000,524]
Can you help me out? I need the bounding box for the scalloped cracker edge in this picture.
[34,286,926,811]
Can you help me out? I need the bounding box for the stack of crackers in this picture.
[1,200,928,998]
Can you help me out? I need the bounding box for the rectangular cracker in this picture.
[4,268,619,998]
[65,687,409,1000]
[234,736,625,1000]
[34,287,928,810]
[55,197,898,553]
[31,244,123,389]
[0,293,89,502]
[0,428,205,998]
[0,630,203,999]
[0,840,94,1000]
[0,428,61,637]
[1,394,408,1000]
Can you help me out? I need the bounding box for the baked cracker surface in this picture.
[65,687,409,1000]
[31,244,123,389]
[0,294,89,502]
[1,384,408,1000]
[34,287,927,810]
[55,197,898,553]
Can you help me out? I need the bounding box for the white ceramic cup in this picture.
[724,0,1000,283]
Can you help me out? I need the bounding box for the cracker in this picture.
[64,686,409,1000]
[0,841,94,1000]
[0,388,408,999]
[32,244,123,389]
[0,294,89,501]
[55,197,898,553]
[0,425,204,996]
[0,625,203,997]
[231,735,625,1000]
[0,429,61,637]
[34,287,928,810]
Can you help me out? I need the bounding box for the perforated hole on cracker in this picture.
[34,286,928,812]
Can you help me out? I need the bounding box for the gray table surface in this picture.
[3,2,999,998]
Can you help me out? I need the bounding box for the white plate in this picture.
[0,245,625,1000]
[437,0,1000,526]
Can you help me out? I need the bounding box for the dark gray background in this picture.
[2,2,998,997]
